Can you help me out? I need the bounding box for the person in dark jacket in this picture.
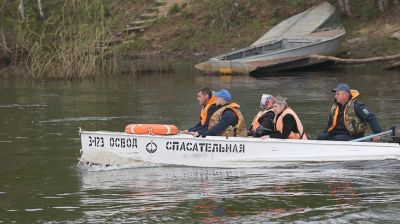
[317,83,382,141]
[199,89,247,137]
[183,87,217,136]
[248,94,275,137]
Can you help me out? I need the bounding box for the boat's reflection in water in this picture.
[78,160,400,222]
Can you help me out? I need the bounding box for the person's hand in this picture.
[181,130,189,134]
[188,131,199,137]
[260,135,270,140]
[372,136,381,142]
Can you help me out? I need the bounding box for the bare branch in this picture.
[310,54,400,64]
[385,61,400,70]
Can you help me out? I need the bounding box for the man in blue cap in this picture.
[197,89,247,137]
[317,83,382,141]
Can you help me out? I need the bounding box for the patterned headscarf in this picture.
[260,94,274,110]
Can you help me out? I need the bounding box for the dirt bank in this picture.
[128,0,400,61]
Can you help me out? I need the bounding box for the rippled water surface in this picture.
[1,65,400,223]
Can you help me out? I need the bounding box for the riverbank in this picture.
[132,0,400,60]
[1,0,399,79]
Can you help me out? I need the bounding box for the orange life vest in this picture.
[208,103,247,137]
[200,96,216,126]
[251,109,273,132]
[274,107,308,140]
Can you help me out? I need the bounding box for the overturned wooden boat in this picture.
[195,1,345,76]
[79,129,400,168]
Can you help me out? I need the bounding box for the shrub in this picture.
[168,3,181,15]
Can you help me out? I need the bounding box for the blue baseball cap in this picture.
[332,83,350,94]
[214,89,232,102]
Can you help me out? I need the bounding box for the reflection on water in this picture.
[0,104,47,108]
[77,161,400,223]
[39,116,128,123]
[1,64,400,222]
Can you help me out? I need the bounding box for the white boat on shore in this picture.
[79,129,400,168]
[194,1,346,76]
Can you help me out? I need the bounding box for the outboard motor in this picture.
[392,125,400,143]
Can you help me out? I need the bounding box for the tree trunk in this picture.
[231,0,240,19]
[232,0,239,10]
[0,0,11,53]
[377,0,386,12]
[344,0,352,16]
[337,0,346,14]
[337,0,352,16]
[18,0,24,19]
[37,0,44,18]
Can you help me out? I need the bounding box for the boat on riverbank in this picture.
[195,1,345,76]
[79,129,400,168]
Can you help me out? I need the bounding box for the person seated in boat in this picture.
[262,96,308,139]
[248,94,275,137]
[317,83,382,141]
[182,87,217,136]
[197,89,247,137]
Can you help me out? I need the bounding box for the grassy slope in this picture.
[1,0,399,79]
[128,0,400,60]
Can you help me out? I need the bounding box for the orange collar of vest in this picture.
[207,96,216,106]
[350,89,359,99]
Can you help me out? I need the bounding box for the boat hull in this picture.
[195,31,344,76]
[242,32,343,63]
[80,130,400,168]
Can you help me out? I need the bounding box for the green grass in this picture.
[168,3,181,15]
[1,0,135,79]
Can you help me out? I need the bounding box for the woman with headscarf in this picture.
[248,94,275,137]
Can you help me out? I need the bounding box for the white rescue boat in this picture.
[79,129,400,168]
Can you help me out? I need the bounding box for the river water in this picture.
[1,65,400,223]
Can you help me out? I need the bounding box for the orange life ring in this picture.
[125,124,179,135]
